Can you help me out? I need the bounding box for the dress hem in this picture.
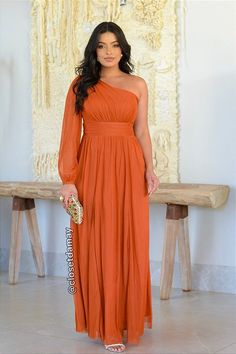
[75,317,152,345]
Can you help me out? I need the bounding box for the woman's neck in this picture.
[100,67,124,79]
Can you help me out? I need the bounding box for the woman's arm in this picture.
[58,77,82,207]
[133,77,160,195]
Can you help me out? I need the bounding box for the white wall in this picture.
[179,0,236,267]
[0,1,235,291]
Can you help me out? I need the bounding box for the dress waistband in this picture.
[84,121,135,136]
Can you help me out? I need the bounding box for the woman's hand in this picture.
[145,169,160,196]
[59,183,78,209]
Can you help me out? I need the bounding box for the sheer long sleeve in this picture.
[58,78,82,184]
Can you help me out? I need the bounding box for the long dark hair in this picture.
[72,21,134,114]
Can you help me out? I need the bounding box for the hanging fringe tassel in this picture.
[33,152,60,181]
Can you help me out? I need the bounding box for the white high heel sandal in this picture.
[104,343,126,352]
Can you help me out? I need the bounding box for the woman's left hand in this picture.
[145,169,160,196]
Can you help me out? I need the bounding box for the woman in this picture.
[58,21,159,353]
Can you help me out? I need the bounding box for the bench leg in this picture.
[178,215,192,291]
[160,218,178,300]
[160,204,191,300]
[8,197,45,284]
[25,199,45,277]
[9,197,24,284]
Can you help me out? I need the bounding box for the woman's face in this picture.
[96,32,122,68]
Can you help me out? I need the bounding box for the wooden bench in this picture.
[0,182,229,299]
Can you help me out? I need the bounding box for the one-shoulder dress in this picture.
[58,76,152,345]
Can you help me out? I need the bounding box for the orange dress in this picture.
[58,76,152,345]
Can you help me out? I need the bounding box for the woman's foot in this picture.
[104,343,126,352]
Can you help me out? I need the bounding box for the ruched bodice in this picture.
[83,80,139,123]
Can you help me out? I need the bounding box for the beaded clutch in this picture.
[65,194,83,224]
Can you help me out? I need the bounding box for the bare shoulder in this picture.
[130,74,148,97]
[131,74,147,85]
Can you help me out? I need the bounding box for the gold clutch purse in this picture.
[65,194,83,224]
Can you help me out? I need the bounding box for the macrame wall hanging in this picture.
[31,0,181,182]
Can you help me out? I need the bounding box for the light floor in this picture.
[0,272,236,354]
